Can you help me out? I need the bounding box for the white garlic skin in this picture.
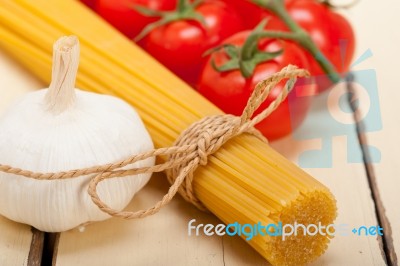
[0,89,155,232]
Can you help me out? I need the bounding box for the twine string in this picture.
[0,65,309,220]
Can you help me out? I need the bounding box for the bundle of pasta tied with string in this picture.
[0,0,337,265]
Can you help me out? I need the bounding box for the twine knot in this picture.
[164,64,309,213]
[0,65,309,220]
[166,114,245,211]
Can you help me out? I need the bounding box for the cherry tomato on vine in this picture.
[95,0,176,39]
[266,0,355,91]
[243,0,355,92]
[221,0,290,29]
[198,25,316,140]
[223,0,355,91]
[140,0,244,86]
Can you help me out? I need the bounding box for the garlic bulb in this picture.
[0,36,155,232]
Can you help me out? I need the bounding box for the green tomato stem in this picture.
[134,0,206,41]
[207,22,283,79]
[178,0,186,12]
[240,20,268,61]
[254,0,341,84]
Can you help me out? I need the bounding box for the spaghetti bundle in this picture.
[0,1,336,265]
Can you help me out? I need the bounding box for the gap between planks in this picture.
[347,74,398,266]
[26,230,58,266]
[34,75,387,266]
[27,228,44,266]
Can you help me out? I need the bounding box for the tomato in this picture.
[142,0,243,86]
[80,0,97,9]
[224,0,355,91]
[221,0,266,29]
[198,30,316,140]
[266,0,355,92]
[95,0,176,39]
[221,0,290,29]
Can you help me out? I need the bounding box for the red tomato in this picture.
[95,0,176,39]
[266,0,355,92]
[80,0,97,9]
[221,0,290,29]
[143,0,243,86]
[198,31,316,140]
[221,0,266,29]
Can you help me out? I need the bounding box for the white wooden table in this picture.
[0,0,398,265]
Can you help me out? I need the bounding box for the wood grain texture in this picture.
[55,173,244,266]
[271,82,385,266]
[0,215,34,266]
[0,46,387,266]
[0,1,397,264]
[343,1,400,264]
[52,83,385,266]
[0,49,45,266]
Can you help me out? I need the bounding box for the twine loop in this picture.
[166,114,244,211]
[0,65,309,220]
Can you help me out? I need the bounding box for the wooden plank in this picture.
[55,173,228,266]
[0,215,38,266]
[53,81,385,265]
[0,8,389,264]
[0,50,44,266]
[271,82,385,266]
[344,0,400,264]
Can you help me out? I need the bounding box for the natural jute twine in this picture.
[0,65,309,219]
